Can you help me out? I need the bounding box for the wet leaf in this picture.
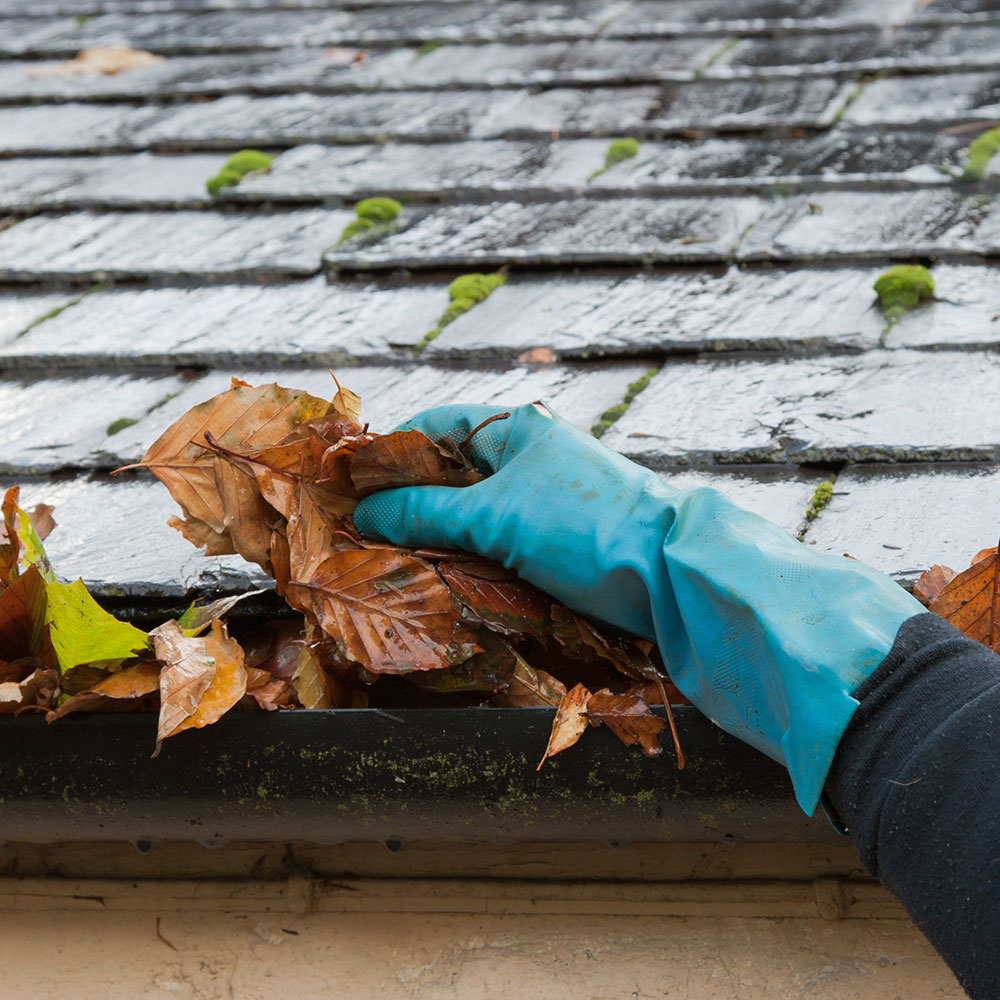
[586,688,665,757]
[493,644,566,707]
[291,644,344,708]
[44,579,149,672]
[287,549,480,673]
[135,381,331,536]
[928,542,1000,653]
[537,683,590,769]
[0,565,46,659]
[46,661,161,722]
[152,619,245,750]
[350,429,483,495]
[439,562,551,640]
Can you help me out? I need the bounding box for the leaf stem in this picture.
[458,411,511,456]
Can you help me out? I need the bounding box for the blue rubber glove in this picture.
[353,402,925,815]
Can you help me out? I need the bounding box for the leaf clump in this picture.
[122,374,686,767]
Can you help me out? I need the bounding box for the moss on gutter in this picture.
[416,271,507,351]
[591,368,658,438]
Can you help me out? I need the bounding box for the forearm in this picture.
[826,613,1000,1000]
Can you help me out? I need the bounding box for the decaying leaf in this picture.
[586,688,665,757]
[288,549,480,673]
[351,429,483,494]
[152,619,245,752]
[439,562,551,641]
[537,682,590,769]
[46,661,161,722]
[928,542,1000,653]
[0,668,59,715]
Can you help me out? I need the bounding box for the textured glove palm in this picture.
[354,402,924,814]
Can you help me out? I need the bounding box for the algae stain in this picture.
[591,367,658,438]
[205,149,274,195]
[106,416,139,436]
[873,264,934,333]
[588,137,641,182]
[416,270,507,350]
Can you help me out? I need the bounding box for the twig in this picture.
[155,917,178,952]
[458,411,511,456]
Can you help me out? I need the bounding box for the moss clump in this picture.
[589,137,641,181]
[805,480,834,522]
[961,127,1000,182]
[417,271,507,350]
[205,149,274,195]
[873,265,935,325]
[337,196,402,244]
[416,40,445,57]
[354,197,402,223]
[106,417,139,436]
[592,368,659,438]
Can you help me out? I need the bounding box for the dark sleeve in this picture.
[826,613,1000,1000]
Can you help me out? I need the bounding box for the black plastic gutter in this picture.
[0,707,840,847]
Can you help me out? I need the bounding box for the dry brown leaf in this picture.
[537,682,590,769]
[914,564,958,606]
[516,347,556,365]
[928,542,1000,653]
[28,504,56,541]
[28,46,166,77]
[46,661,161,722]
[586,688,665,757]
[288,549,480,673]
[152,619,245,750]
[350,429,483,495]
[135,381,331,536]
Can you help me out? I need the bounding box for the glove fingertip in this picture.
[352,491,406,543]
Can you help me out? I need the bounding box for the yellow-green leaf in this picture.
[44,579,149,672]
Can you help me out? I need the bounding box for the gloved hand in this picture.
[353,402,925,815]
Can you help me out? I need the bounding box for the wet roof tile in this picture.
[0,0,997,600]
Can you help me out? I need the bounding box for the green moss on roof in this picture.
[961,127,1000,182]
[873,265,935,325]
[589,138,641,181]
[417,272,507,350]
[592,368,658,438]
[338,197,402,244]
[805,480,834,521]
[354,197,402,223]
[205,149,274,195]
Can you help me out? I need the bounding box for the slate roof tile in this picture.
[0,0,997,605]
